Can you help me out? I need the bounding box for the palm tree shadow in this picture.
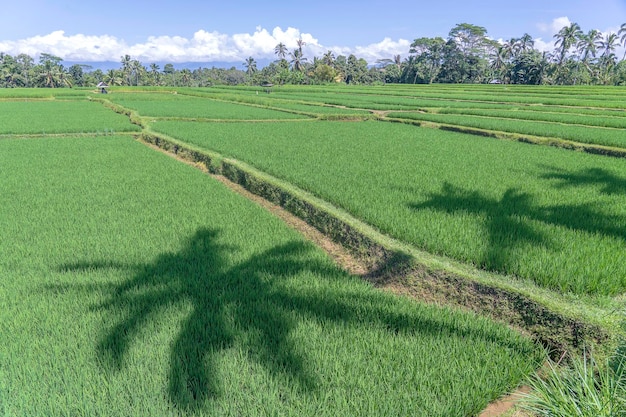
[409,182,551,272]
[408,181,626,282]
[59,228,341,409]
[55,226,536,411]
[540,165,626,196]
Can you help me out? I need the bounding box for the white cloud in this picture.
[537,16,573,36]
[354,38,411,62]
[0,26,410,65]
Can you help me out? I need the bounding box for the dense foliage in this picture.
[2,22,626,87]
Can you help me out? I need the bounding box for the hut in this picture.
[97,81,109,94]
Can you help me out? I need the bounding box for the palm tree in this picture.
[599,32,619,60]
[619,23,626,59]
[104,69,124,86]
[490,45,509,82]
[322,50,335,66]
[120,54,132,85]
[518,33,534,53]
[179,69,192,87]
[296,38,306,55]
[554,22,582,65]
[274,43,288,60]
[394,54,402,69]
[130,59,144,86]
[149,63,161,86]
[576,29,602,63]
[289,49,307,72]
[502,38,520,60]
[598,32,620,84]
[243,57,257,75]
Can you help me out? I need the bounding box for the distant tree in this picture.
[448,23,492,58]
[407,37,446,83]
[15,54,34,87]
[68,64,91,87]
[619,23,626,60]
[289,49,306,72]
[311,64,336,84]
[554,23,582,65]
[149,63,161,86]
[120,54,132,85]
[296,38,306,55]
[322,50,335,66]
[518,33,535,53]
[163,63,175,74]
[34,54,72,88]
[104,69,124,86]
[243,57,257,76]
[178,69,192,86]
[274,43,288,60]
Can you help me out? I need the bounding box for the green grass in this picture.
[521,351,626,416]
[0,136,541,416]
[107,92,310,120]
[180,89,372,117]
[151,119,626,296]
[0,100,141,135]
[0,87,92,99]
[435,107,626,129]
[387,111,626,148]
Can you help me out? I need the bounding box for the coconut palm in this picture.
[502,38,520,60]
[130,59,144,86]
[243,57,257,75]
[600,32,620,60]
[149,63,161,86]
[296,38,306,54]
[490,45,509,82]
[576,29,602,63]
[289,49,307,72]
[120,54,132,85]
[619,23,626,59]
[322,50,335,66]
[518,33,534,53]
[554,22,583,65]
[104,69,124,86]
[274,43,288,60]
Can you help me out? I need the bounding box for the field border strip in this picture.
[139,130,622,357]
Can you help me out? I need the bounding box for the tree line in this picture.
[2,22,626,88]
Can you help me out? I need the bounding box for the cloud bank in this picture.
[0,26,410,64]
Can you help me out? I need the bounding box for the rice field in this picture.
[106,92,310,120]
[151,119,626,296]
[0,135,540,416]
[0,100,141,135]
[3,84,625,416]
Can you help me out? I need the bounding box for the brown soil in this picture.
[478,386,531,417]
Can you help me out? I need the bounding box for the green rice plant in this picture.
[0,100,140,135]
[108,92,309,120]
[437,108,626,129]
[0,87,91,99]
[151,119,626,296]
[520,351,626,416]
[0,136,541,416]
[388,111,626,148]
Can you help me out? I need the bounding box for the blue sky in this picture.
[1,0,625,64]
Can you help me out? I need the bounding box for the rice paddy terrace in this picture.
[1,84,625,416]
